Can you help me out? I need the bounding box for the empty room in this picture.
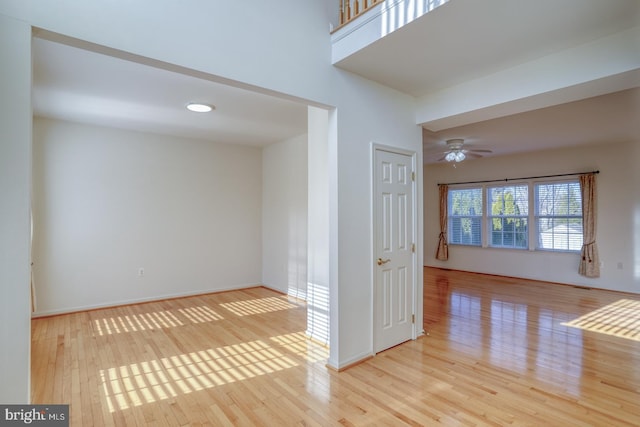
[2,0,639,425]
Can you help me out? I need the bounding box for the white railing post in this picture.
[339,0,383,26]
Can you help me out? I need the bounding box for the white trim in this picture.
[333,350,375,370]
[31,282,262,318]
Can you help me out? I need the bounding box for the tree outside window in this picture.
[488,185,528,249]
[535,181,582,251]
[448,188,482,246]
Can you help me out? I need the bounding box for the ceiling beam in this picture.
[417,26,640,131]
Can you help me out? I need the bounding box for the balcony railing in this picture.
[339,0,382,27]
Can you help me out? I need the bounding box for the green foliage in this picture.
[490,187,528,248]
[491,190,524,230]
[451,189,482,216]
[449,189,482,245]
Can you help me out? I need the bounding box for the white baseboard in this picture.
[31,282,263,318]
[330,350,375,371]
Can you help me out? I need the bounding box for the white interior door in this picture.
[374,147,415,353]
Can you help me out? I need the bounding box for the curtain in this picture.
[579,173,600,277]
[435,184,449,261]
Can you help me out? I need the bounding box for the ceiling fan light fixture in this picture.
[445,150,466,162]
[439,138,491,163]
[186,102,214,113]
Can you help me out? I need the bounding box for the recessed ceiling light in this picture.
[186,103,214,113]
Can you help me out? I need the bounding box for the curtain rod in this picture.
[438,170,599,186]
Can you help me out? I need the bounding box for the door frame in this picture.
[370,142,419,354]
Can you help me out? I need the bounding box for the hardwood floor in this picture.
[31,268,640,426]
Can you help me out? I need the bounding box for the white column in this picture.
[0,15,32,403]
[306,107,332,351]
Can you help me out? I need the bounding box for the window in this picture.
[535,181,582,251]
[448,188,482,246]
[487,185,529,249]
[445,179,584,253]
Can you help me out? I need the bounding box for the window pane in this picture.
[490,217,528,248]
[448,188,482,246]
[449,188,482,216]
[535,181,583,251]
[487,185,528,249]
[537,217,583,251]
[489,185,528,216]
[536,182,581,216]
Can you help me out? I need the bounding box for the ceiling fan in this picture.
[438,138,492,162]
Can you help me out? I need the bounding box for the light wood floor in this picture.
[32,268,640,426]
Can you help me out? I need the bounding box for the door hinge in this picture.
[411,243,415,253]
[412,314,415,324]
[411,171,415,181]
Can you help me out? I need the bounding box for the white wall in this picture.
[1,0,422,384]
[333,74,423,365]
[424,140,640,294]
[32,118,263,315]
[17,2,335,108]
[307,107,331,346]
[262,133,308,299]
[0,14,32,404]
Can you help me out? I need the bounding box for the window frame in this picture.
[444,178,584,253]
[447,186,483,247]
[534,179,583,253]
[486,183,529,250]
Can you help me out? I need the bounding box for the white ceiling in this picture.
[33,0,640,163]
[336,0,640,97]
[33,37,308,147]
[422,88,640,163]
[334,0,640,163]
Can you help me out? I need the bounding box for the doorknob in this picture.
[377,257,391,266]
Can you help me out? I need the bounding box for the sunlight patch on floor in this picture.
[563,299,640,341]
[219,296,299,316]
[270,332,328,363]
[99,339,299,412]
[93,310,184,336]
[93,305,224,336]
[177,305,224,323]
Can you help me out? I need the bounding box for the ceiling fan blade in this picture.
[466,149,493,153]
[434,138,493,161]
